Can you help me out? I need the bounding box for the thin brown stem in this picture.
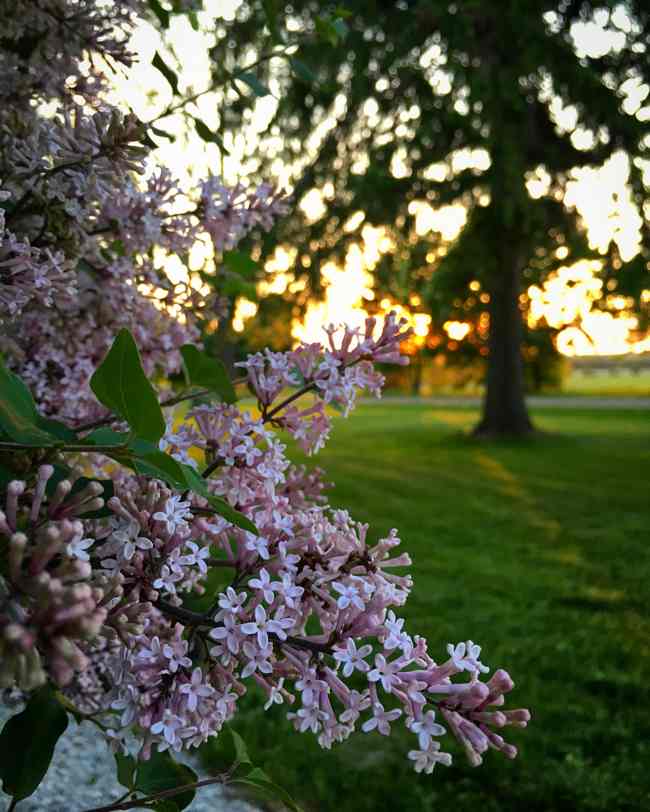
[153,599,332,654]
[73,388,212,434]
[81,775,230,812]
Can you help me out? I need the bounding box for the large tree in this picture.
[212,0,649,435]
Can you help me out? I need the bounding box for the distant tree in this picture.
[216,0,649,435]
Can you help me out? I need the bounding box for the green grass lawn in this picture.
[204,404,650,812]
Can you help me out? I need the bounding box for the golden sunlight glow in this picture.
[111,12,648,358]
[444,321,471,341]
[528,260,650,356]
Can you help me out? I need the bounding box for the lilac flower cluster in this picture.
[0,0,530,789]
[199,177,291,252]
[1,313,530,773]
[237,314,409,453]
[0,196,75,319]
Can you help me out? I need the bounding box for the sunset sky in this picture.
[106,3,649,356]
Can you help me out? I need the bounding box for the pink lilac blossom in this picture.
[0,324,531,775]
[73,320,528,770]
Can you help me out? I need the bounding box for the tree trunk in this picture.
[474,253,534,437]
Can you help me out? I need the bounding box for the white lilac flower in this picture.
[66,535,94,561]
[241,641,273,678]
[446,640,490,674]
[179,667,215,711]
[295,668,327,706]
[409,710,446,750]
[332,581,365,611]
[209,615,241,655]
[333,638,373,677]
[362,703,402,735]
[296,705,330,734]
[408,742,453,774]
[162,639,191,673]
[150,710,185,746]
[278,573,304,608]
[240,604,294,649]
[179,540,210,574]
[368,653,401,693]
[216,587,247,617]
[245,532,271,560]
[264,678,285,710]
[249,568,279,604]
[153,565,183,596]
[153,495,192,535]
[340,690,372,724]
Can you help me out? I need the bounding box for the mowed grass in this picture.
[204,405,650,812]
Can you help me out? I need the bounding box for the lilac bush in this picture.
[0,2,529,810]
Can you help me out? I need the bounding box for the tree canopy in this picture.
[210,0,650,433]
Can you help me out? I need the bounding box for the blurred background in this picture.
[111,1,649,809]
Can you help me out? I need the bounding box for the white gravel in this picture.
[0,706,259,812]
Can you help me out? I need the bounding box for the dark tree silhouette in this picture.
[210,1,649,435]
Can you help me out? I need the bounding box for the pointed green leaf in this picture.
[90,329,165,443]
[150,124,176,143]
[152,51,179,94]
[0,687,68,801]
[126,439,189,490]
[147,0,170,28]
[180,345,237,404]
[236,72,271,97]
[262,0,282,41]
[84,428,130,448]
[193,119,230,153]
[229,727,252,765]
[136,749,197,810]
[114,753,137,791]
[0,360,61,446]
[290,57,317,84]
[233,767,303,812]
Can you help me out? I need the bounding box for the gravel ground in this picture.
[0,706,259,812]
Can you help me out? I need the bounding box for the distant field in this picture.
[563,369,650,397]
[202,404,650,812]
[386,365,650,398]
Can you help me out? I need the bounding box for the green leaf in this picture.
[127,439,189,491]
[0,462,18,489]
[0,360,61,446]
[147,0,170,28]
[136,749,197,811]
[35,417,77,443]
[290,57,317,84]
[114,753,137,791]
[223,250,259,279]
[151,802,180,812]
[180,345,237,404]
[262,0,282,41]
[236,71,271,97]
[229,727,252,765]
[152,51,179,94]
[150,124,176,143]
[193,119,230,153]
[0,687,68,801]
[90,329,165,444]
[233,767,303,812]
[84,428,131,448]
[315,16,349,46]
